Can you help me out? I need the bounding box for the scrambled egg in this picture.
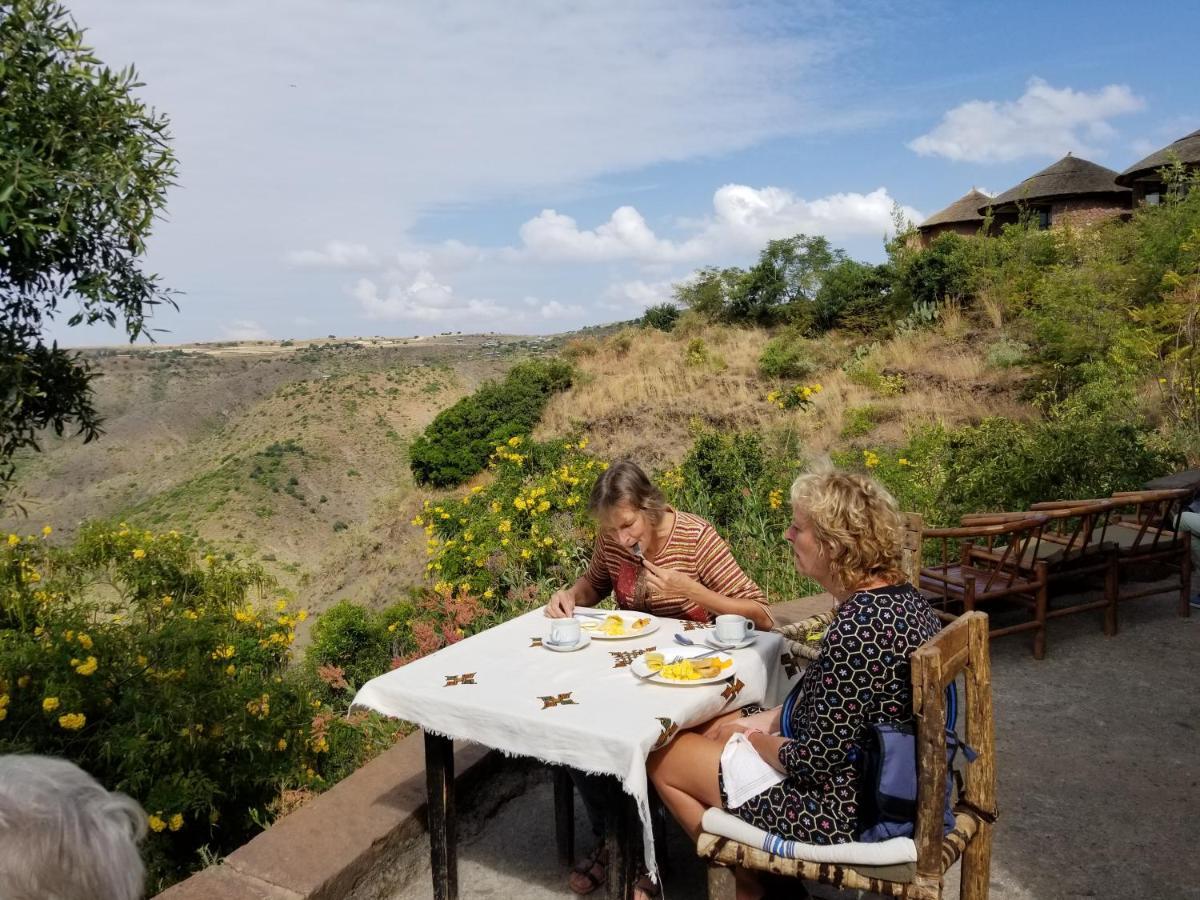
[597,614,650,636]
[646,655,733,681]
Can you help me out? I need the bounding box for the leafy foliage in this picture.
[409,359,573,487]
[0,1,178,493]
[640,303,681,332]
[758,332,816,379]
[0,523,404,889]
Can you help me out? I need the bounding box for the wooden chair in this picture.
[918,517,1050,658]
[961,500,1121,638]
[1031,488,1193,627]
[697,611,998,899]
[775,513,924,661]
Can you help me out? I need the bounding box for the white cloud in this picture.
[285,241,376,268]
[602,279,677,311]
[539,299,584,319]
[516,184,918,264]
[351,271,503,323]
[222,319,270,340]
[908,77,1144,163]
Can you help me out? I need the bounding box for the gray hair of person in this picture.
[588,459,668,527]
[0,755,147,900]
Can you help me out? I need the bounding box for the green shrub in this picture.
[758,333,815,379]
[985,337,1029,368]
[409,359,573,487]
[685,338,708,366]
[411,436,601,605]
[812,260,898,333]
[0,524,402,889]
[840,405,881,438]
[896,231,976,307]
[641,303,681,332]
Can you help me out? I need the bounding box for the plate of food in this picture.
[630,647,735,685]
[576,610,659,639]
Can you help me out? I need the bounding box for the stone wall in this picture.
[1050,196,1130,228]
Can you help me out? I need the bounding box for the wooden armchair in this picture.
[698,611,998,900]
[961,500,1121,639]
[775,513,924,661]
[918,517,1050,658]
[1031,488,1192,628]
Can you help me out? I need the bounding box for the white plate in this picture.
[630,646,736,685]
[577,610,660,640]
[704,633,758,650]
[543,633,591,653]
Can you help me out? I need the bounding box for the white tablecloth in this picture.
[351,607,805,878]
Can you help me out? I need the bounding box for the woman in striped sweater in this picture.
[547,459,772,894]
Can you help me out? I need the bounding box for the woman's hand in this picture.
[546,589,576,618]
[642,559,700,600]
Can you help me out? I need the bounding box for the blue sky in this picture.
[56,0,1200,345]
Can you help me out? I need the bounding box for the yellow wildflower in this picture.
[148,814,167,833]
[277,738,288,751]
[536,500,550,513]
[507,435,522,447]
[58,712,86,730]
[17,675,30,689]
[898,458,910,466]
[73,656,98,677]
[483,589,494,599]
[42,525,52,537]
[769,489,783,510]
[520,548,531,560]
[6,534,18,546]
[161,596,172,608]
[225,664,236,676]
[297,609,308,622]
[43,696,60,713]
[77,633,93,650]
[169,813,184,832]
[131,548,146,560]
[513,497,527,510]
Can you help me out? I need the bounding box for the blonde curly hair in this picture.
[790,468,905,592]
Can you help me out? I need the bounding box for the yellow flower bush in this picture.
[766,382,823,411]
[409,437,601,605]
[0,521,402,888]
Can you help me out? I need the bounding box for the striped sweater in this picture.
[582,509,768,623]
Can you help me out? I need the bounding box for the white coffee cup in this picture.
[549,617,582,646]
[714,614,755,644]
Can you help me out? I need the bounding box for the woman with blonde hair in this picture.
[643,469,941,900]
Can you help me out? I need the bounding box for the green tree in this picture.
[1,0,177,494]
[726,235,844,327]
[672,266,744,320]
[812,259,896,332]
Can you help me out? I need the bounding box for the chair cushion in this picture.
[700,807,917,865]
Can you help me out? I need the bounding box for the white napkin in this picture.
[719,732,786,809]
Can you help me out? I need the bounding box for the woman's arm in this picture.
[642,559,774,630]
[546,576,603,618]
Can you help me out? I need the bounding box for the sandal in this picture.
[568,844,607,895]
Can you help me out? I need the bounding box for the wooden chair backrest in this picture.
[922,516,1049,593]
[911,611,995,889]
[961,500,1120,562]
[1035,489,1191,552]
[902,512,923,587]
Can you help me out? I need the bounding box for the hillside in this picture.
[1,334,565,619]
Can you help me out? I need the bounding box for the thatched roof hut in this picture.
[1116,129,1200,205]
[983,154,1131,228]
[914,188,995,247]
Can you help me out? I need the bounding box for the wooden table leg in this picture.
[424,731,457,900]
[604,776,635,900]
[553,767,575,867]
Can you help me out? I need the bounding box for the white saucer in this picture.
[705,633,757,650]
[544,633,592,652]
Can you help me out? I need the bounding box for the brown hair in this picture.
[789,469,905,592]
[588,459,668,527]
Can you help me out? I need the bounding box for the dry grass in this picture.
[537,325,775,468]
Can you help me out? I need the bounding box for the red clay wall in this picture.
[1050,197,1129,228]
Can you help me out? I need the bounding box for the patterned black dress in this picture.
[721,583,942,844]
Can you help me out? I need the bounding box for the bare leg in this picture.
[646,732,724,840]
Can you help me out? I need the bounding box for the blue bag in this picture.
[852,684,977,842]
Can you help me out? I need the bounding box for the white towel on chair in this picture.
[719,732,786,808]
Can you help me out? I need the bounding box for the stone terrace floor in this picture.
[391,584,1199,900]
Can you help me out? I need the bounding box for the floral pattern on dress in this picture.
[720,583,941,844]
